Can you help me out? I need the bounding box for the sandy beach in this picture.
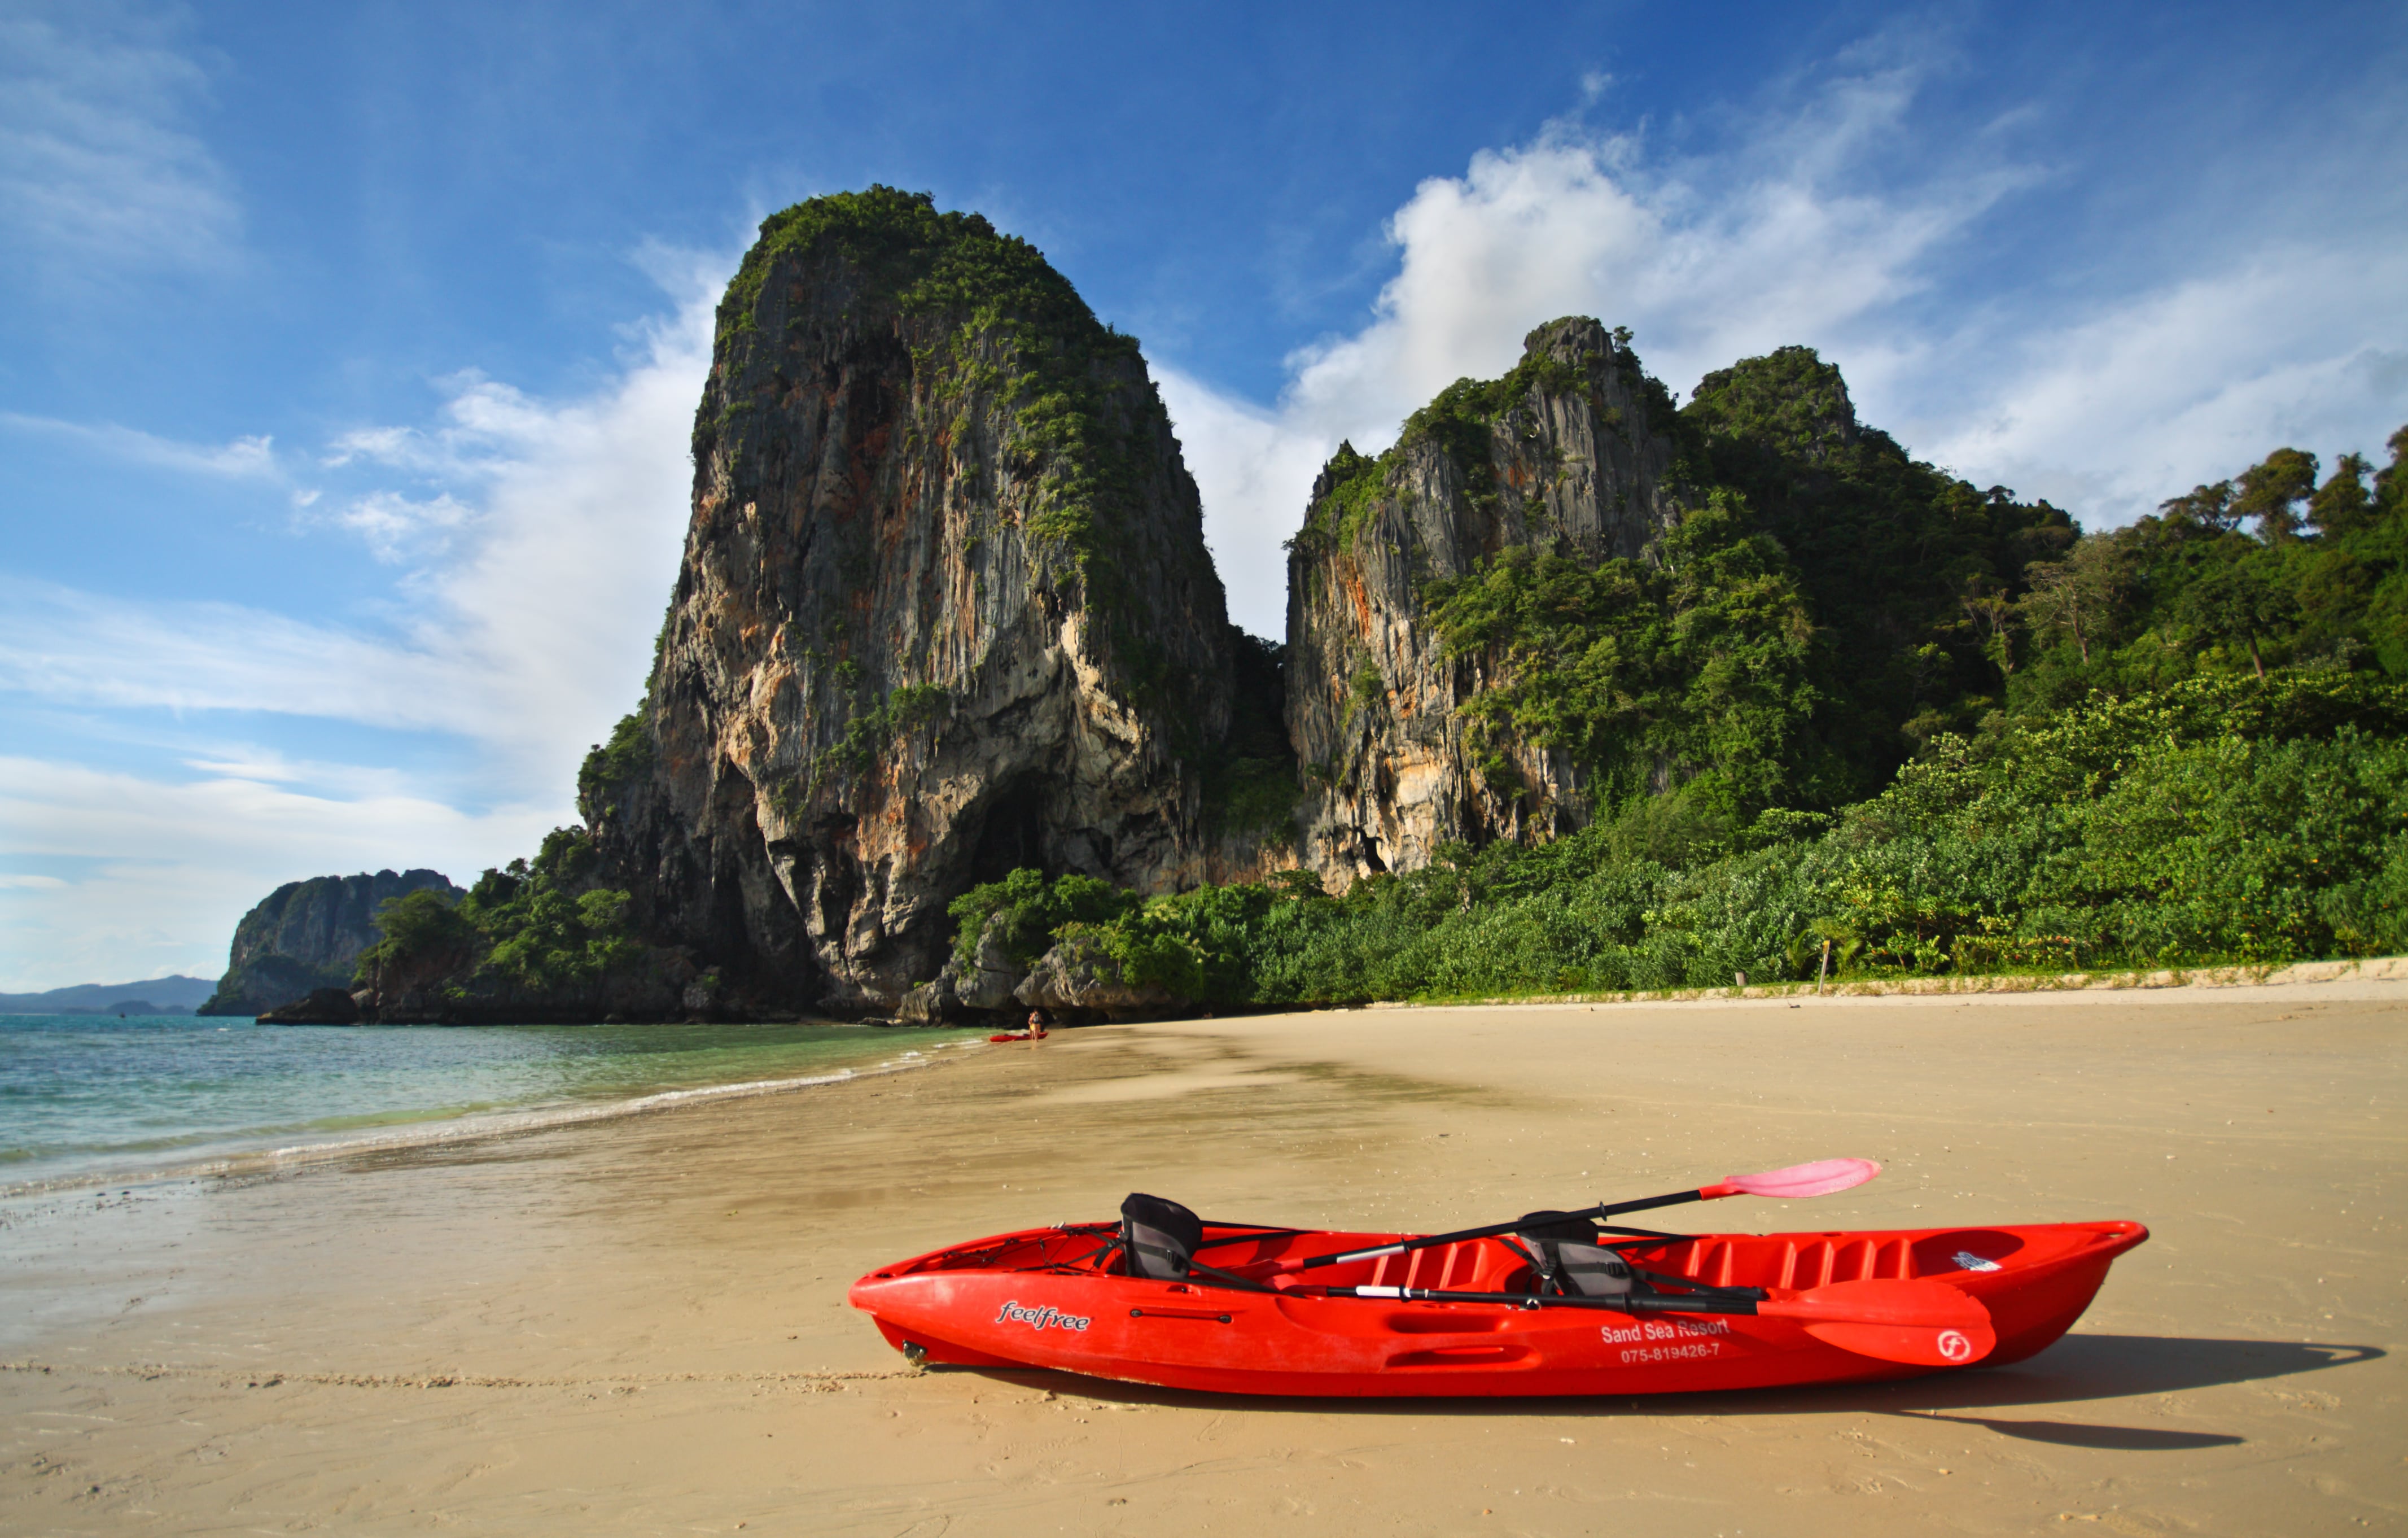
[3,982,2401,1536]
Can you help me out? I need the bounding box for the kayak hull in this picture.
[848,1218,2146,1397]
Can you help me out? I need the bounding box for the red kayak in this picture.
[849,1210,2147,1397]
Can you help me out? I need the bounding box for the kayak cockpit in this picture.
[860,1217,2145,1297]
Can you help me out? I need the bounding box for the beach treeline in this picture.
[958,670,2408,1002]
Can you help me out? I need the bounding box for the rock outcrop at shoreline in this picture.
[1284,318,1684,884]
[583,189,1266,1016]
[199,870,463,1017]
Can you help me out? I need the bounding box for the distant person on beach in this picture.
[1025,1008,1050,1039]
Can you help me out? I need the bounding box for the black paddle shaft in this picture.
[1329,1286,1766,1316]
[1295,1187,1711,1272]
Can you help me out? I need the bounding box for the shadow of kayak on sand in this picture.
[947,1334,2377,1438]
[1895,1414,2243,1450]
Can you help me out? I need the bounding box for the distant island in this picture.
[0,975,220,1015]
[245,187,2403,1028]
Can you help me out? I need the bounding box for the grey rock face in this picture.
[256,988,362,1025]
[953,915,1031,1011]
[199,870,463,1016]
[899,912,1034,1022]
[588,193,1249,1015]
[1285,318,1684,886]
[892,979,953,1024]
[1013,933,1183,1019]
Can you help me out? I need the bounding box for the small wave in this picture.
[0,1045,976,1200]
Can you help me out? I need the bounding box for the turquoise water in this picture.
[0,1013,986,1191]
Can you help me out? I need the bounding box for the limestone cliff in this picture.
[1285,318,1685,884]
[586,189,1251,1013]
[198,869,463,1016]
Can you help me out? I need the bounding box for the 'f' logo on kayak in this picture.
[1937,1329,1974,1362]
[995,1299,1092,1333]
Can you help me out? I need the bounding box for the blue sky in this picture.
[2,0,2403,990]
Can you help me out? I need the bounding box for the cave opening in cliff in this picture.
[967,775,1054,887]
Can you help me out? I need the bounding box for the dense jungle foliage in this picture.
[356,828,648,998]
[956,671,2408,1004]
[956,408,2408,1004]
[2010,428,2408,700]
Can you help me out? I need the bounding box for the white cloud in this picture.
[0,253,721,800]
[0,250,723,985]
[324,489,474,562]
[0,755,555,990]
[319,375,541,478]
[1908,248,2408,525]
[0,579,468,729]
[1153,370,1330,639]
[1166,58,2016,635]
[0,412,279,479]
[1164,50,2408,632]
[0,1,240,281]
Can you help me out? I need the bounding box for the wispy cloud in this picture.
[320,374,549,479]
[1167,50,2021,634]
[0,1,240,282]
[322,489,474,562]
[0,250,721,792]
[0,579,467,728]
[0,754,557,990]
[1911,247,2408,525]
[0,411,279,479]
[0,242,725,986]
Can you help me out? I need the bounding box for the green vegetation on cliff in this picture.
[576,710,652,821]
[1295,337,2076,822]
[978,409,2406,1007]
[1199,631,1300,844]
[1682,346,2075,796]
[953,391,2408,1006]
[356,829,651,1000]
[1426,489,1823,816]
[709,186,1170,613]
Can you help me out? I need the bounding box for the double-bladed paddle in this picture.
[1261,1157,1882,1277]
[1323,1276,1995,1368]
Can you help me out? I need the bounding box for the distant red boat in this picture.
[850,1210,2148,1397]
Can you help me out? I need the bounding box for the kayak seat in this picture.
[1509,1212,1636,1298]
[1120,1192,1205,1280]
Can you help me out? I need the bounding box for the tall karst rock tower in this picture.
[588,190,1242,1012]
[1285,318,1687,882]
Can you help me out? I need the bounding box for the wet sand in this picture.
[2,982,2401,1535]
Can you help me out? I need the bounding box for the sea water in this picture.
[0,1012,988,1192]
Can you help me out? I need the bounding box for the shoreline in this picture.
[0,1034,988,1202]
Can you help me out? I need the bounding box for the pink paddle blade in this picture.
[1706,1157,1880,1200]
